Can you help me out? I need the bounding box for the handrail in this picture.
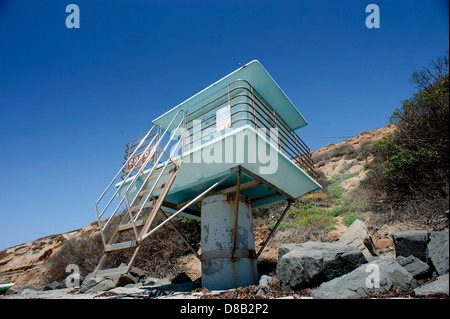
[98,130,159,219]
[128,115,185,223]
[123,79,315,176]
[133,125,185,223]
[95,110,184,248]
[95,124,158,246]
[183,80,315,175]
[101,109,183,232]
[96,125,156,205]
[122,130,159,179]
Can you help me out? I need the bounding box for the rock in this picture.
[258,275,273,288]
[17,286,39,296]
[142,276,171,286]
[147,289,168,298]
[142,277,159,286]
[129,266,147,279]
[278,243,304,258]
[117,273,138,287]
[256,288,266,296]
[338,219,377,261]
[80,274,103,293]
[426,230,449,276]
[276,241,367,291]
[395,255,430,279]
[392,231,429,261]
[84,277,116,294]
[414,274,449,296]
[124,282,143,289]
[4,288,16,296]
[311,258,418,299]
[42,281,63,291]
[171,272,192,284]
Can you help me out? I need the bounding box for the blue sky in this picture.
[0,0,448,251]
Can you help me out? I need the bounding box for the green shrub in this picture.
[367,53,449,203]
[343,212,364,227]
[328,205,357,217]
[267,201,336,231]
[45,211,201,284]
[327,180,343,199]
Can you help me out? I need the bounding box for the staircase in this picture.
[93,110,186,277]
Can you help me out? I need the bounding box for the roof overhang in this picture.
[152,60,307,131]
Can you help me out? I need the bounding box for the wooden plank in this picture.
[138,183,166,197]
[105,240,137,252]
[136,168,175,198]
[130,199,157,213]
[117,219,147,232]
[138,163,180,240]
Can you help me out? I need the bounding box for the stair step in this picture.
[137,183,166,198]
[136,168,175,198]
[117,219,147,232]
[105,240,138,252]
[96,265,128,276]
[130,199,157,213]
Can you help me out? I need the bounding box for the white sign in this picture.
[216,105,231,131]
[125,147,154,172]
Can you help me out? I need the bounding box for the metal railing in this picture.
[96,109,186,247]
[123,79,315,176]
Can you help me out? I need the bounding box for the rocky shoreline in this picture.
[2,221,448,300]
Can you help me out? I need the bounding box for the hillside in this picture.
[0,223,98,288]
[0,123,435,291]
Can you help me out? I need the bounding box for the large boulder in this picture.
[41,281,63,291]
[116,273,139,287]
[278,243,304,258]
[414,274,449,296]
[84,277,116,294]
[276,241,367,291]
[80,274,117,294]
[311,258,418,299]
[392,231,429,261]
[338,219,377,261]
[17,286,39,296]
[427,230,449,276]
[80,264,129,293]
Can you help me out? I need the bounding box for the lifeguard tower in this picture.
[93,60,321,290]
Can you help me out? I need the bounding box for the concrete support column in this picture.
[200,193,258,290]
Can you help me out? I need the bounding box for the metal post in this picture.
[231,169,241,257]
[159,209,200,260]
[256,200,293,258]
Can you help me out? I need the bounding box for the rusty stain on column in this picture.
[200,193,258,290]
